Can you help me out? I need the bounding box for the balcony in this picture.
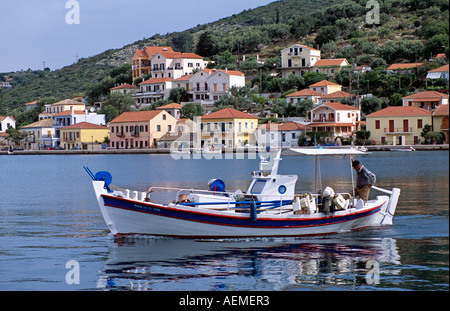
[384,127,412,134]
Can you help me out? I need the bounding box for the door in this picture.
[403,120,409,132]
[389,120,394,132]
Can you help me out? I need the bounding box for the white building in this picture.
[309,102,361,140]
[135,77,174,107]
[20,119,55,150]
[189,69,246,104]
[0,116,16,132]
[256,122,309,148]
[426,64,449,81]
[150,51,208,79]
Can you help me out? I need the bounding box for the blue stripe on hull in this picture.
[101,194,383,229]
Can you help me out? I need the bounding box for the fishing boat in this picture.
[86,149,401,238]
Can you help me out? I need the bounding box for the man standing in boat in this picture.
[351,158,376,202]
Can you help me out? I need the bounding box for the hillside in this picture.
[1,0,449,118]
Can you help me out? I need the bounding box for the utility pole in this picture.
[43,61,46,70]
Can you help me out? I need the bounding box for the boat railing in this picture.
[371,185,393,195]
[146,186,295,213]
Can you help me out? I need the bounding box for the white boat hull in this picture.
[92,181,393,238]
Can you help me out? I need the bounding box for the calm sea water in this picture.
[0,151,448,291]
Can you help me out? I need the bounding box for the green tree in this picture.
[101,105,119,123]
[170,31,194,52]
[424,34,449,59]
[196,31,217,57]
[315,26,339,47]
[103,93,134,114]
[361,97,383,115]
[180,103,204,120]
[6,126,27,146]
[297,99,314,118]
[169,87,188,103]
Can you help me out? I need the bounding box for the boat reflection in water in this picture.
[96,234,401,291]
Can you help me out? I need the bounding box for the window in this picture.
[250,180,266,194]
[375,120,380,129]
[168,125,172,131]
[228,122,233,129]
[188,63,193,67]
[417,119,423,129]
[145,125,148,132]
[163,114,166,120]
[157,125,161,131]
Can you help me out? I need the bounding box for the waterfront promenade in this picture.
[1,144,448,155]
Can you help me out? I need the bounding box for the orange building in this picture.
[109,110,177,149]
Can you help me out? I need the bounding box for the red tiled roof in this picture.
[156,103,183,109]
[313,59,348,67]
[60,122,107,130]
[309,122,355,127]
[403,91,448,100]
[202,108,259,120]
[433,105,449,116]
[387,63,423,70]
[318,102,360,111]
[110,110,163,123]
[319,91,352,99]
[428,64,449,73]
[366,106,432,117]
[25,100,38,106]
[309,80,341,87]
[157,51,204,59]
[258,122,309,131]
[134,46,174,58]
[0,116,15,122]
[173,74,193,81]
[110,83,137,90]
[286,89,322,97]
[139,77,174,85]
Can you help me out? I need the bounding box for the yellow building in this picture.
[309,80,342,95]
[200,108,259,148]
[366,106,432,145]
[60,122,109,150]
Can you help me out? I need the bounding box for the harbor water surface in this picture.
[0,151,448,291]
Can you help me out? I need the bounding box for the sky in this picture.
[0,0,274,73]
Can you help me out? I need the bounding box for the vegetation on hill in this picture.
[1,0,448,126]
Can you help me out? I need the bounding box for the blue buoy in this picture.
[94,171,112,186]
[208,179,225,192]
